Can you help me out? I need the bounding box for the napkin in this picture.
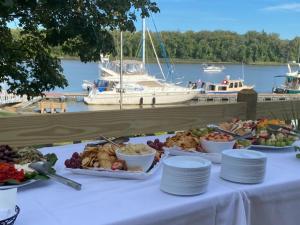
[0,188,17,220]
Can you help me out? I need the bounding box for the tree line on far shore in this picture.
[12,29,300,64]
[115,30,300,64]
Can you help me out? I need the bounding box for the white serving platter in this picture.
[247,145,295,152]
[66,153,168,180]
[0,179,37,190]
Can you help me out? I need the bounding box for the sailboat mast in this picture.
[120,31,123,109]
[142,18,146,69]
[298,42,300,64]
[242,61,245,81]
[147,28,166,81]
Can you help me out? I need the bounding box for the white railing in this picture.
[0,91,27,105]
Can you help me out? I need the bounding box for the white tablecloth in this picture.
[14,136,300,225]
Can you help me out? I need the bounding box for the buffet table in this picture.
[15,136,300,225]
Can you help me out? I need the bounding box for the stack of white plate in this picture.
[160,156,211,196]
[221,149,267,184]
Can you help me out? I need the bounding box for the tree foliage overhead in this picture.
[0,0,159,97]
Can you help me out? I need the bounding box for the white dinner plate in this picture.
[222,149,266,159]
[163,156,211,169]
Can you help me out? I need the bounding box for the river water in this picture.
[45,60,295,112]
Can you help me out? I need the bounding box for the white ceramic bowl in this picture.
[200,139,236,154]
[116,147,156,172]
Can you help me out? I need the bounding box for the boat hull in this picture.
[203,69,223,73]
[286,89,300,94]
[84,91,198,105]
[206,86,254,94]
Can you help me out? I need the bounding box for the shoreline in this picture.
[57,56,288,66]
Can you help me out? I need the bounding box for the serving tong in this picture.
[207,124,253,140]
[85,136,128,147]
[266,124,300,137]
[29,161,82,191]
[98,135,122,149]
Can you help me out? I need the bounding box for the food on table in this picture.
[164,131,202,151]
[0,163,25,184]
[0,145,18,163]
[65,152,82,169]
[14,163,35,173]
[257,118,284,129]
[190,128,214,137]
[253,119,297,147]
[116,145,156,172]
[200,132,236,153]
[111,160,127,170]
[65,142,162,172]
[65,143,121,170]
[15,147,45,164]
[119,144,154,155]
[0,145,46,164]
[83,143,118,169]
[254,131,296,147]
[65,143,122,170]
[202,132,234,142]
[0,145,57,186]
[147,139,165,163]
[235,139,252,149]
[147,139,164,151]
[219,118,298,148]
[219,119,256,136]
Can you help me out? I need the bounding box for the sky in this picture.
[136,0,300,40]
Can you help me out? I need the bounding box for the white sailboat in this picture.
[83,19,198,105]
[202,64,225,73]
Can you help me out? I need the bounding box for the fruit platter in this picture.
[219,118,298,151]
[162,129,240,163]
[160,118,298,160]
[0,145,57,189]
[65,141,167,180]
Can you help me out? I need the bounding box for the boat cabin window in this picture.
[229,83,233,88]
[218,86,227,91]
[96,80,109,87]
[239,82,243,87]
[234,82,238,88]
[208,85,215,91]
[106,60,146,75]
[96,80,113,92]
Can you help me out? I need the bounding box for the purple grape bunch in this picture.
[64,152,82,169]
[147,139,164,151]
[0,145,18,163]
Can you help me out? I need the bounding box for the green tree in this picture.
[0,0,159,97]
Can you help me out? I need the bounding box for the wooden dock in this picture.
[44,92,88,100]
[44,91,300,104]
[39,101,66,113]
[195,93,300,103]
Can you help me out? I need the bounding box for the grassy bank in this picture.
[0,110,16,117]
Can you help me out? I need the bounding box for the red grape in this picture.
[64,152,82,168]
